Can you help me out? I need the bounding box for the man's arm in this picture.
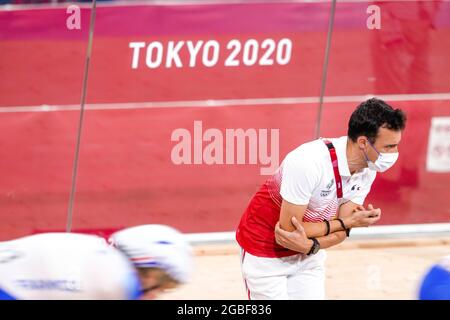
[275,217,346,253]
[311,201,362,249]
[279,200,348,237]
[309,201,381,249]
[275,201,382,252]
[279,199,381,238]
[314,230,347,249]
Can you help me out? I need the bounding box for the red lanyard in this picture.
[323,139,343,199]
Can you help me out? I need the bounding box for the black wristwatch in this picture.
[307,238,320,256]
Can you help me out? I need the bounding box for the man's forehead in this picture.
[377,127,402,144]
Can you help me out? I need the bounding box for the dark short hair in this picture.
[348,98,406,143]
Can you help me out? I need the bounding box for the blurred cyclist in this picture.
[109,224,193,300]
[0,232,140,300]
[0,224,192,300]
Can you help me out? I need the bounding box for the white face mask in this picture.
[365,142,399,172]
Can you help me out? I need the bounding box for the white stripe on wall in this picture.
[1,93,450,113]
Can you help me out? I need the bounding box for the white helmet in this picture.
[109,225,192,284]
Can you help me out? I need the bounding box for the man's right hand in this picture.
[343,204,381,228]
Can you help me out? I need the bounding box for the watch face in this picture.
[312,243,320,254]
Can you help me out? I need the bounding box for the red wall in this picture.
[0,1,449,240]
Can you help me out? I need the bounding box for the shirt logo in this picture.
[15,279,82,292]
[351,185,361,191]
[326,179,334,190]
[0,249,22,264]
[321,179,335,197]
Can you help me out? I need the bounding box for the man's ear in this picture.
[356,136,368,150]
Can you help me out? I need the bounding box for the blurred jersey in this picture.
[0,233,141,300]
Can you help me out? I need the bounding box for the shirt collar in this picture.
[331,136,352,177]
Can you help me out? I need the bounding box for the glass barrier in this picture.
[0,3,89,239]
[321,0,450,224]
[73,0,331,234]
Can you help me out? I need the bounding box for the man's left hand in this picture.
[275,217,313,253]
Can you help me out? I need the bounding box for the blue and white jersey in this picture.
[0,233,141,300]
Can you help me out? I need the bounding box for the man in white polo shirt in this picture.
[236,98,407,299]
